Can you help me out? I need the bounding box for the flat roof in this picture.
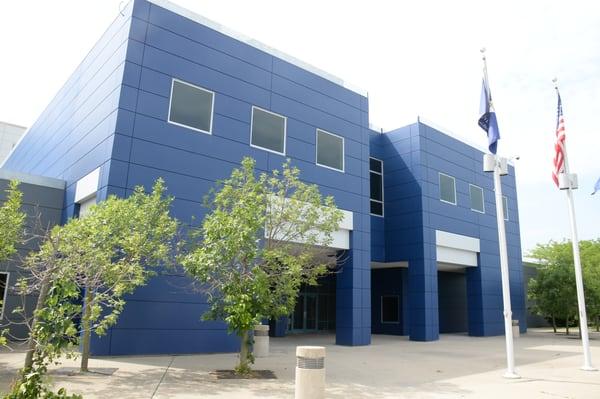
[0,169,65,190]
[148,0,368,97]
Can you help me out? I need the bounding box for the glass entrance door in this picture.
[290,293,318,332]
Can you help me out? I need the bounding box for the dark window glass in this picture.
[381,295,399,323]
[370,172,383,201]
[503,196,509,221]
[370,201,383,216]
[369,158,382,173]
[439,173,456,204]
[0,273,8,315]
[251,108,286,154]
[169,80,213,133]
[316,130,344,171]
[469,185,484,213]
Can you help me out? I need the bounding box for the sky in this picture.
[0,0,599,253]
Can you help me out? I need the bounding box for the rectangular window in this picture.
[439,173,456,205]
[381,295,399,323]
[0,272,8,319]
[469,184,485,213]
[251,107,286,155]
[316,129,344,172]
[168,78,214,134]
[502,196,509,221]
[370,157,384,216]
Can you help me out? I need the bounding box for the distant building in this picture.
[0,122,26,165]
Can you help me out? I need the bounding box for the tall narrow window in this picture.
[251,107,286,155]
[439,173,456,205]
[370,157,384,216]
[316,129,344,172]
[168,78,214,134]
[469,184,485,213]
[0,272,8,319]
[502,196,509,221]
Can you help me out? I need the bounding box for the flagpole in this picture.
[553,79,596,371]
[481,48,519,379]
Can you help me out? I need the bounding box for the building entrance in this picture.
[288,275,336,333]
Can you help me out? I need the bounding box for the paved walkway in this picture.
[2,329,600,398]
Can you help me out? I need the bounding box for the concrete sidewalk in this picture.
[2,329,600,398]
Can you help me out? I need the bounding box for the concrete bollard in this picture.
[295,346,325,399]
[253,324,270,357]
[512,320,520,338]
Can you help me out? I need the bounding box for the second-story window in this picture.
[316,129,344,172]
[251,107,286,155]
[168,78,214,134]
[469,184,485,213]
[370,157,384,216]
[439,173,456,205]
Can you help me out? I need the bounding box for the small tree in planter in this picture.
[67,179,179,372]
[181,157,344,374]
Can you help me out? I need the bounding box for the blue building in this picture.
[0,0,525,355]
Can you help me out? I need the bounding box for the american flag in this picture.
[552,92,566,187]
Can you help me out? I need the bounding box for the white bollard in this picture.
[295,346,325,399]
[512,320,520,338]
[253,324,270,357]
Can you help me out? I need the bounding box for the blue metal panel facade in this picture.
[369,121,526,341]
[4,0,524,355]
[106,0,370,354]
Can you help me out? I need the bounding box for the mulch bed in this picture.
[210,370,277,379]
[51,367,118,376]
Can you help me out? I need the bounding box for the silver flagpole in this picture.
[553,79,596,371]
[481,48,519,379]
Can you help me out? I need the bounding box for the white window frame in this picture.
[250,106,287,156]
[315,128,345,172]
[381,295,400,324]
[439,173,457,205]
[502,196,509,221]
[0,271,9,320]
[469,184,485,214]
[167,78,215,135]
[369,157,384,217]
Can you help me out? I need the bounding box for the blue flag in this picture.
[593,177,600,195]
[478,79,500,154]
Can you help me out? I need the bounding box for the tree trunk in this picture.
[566,315,570,335]
[23,278,51,370]
[237,329,251,374]
[578,317,582,340]
[552,315,557,333]
[80,287,93,373]
[596,316,599,333]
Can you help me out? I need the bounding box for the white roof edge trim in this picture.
[147,0,368,97]
[0,169,65,190]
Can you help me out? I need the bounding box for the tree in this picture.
[0,180,26,347]
[181,157,344,374]
[10,178,178,386]
[0,180,25,262]
[528,239,600,334]
[62,179,179,372]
